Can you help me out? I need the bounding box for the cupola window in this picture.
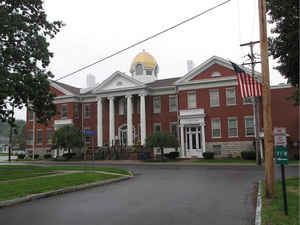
[145,69,152,75]
[136,64,143,75]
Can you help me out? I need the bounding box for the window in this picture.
[211,118,221,138]
[228,117,238,137]
[153,96,161,113]
[226,88,236,105]
[211,71,221,77]
[84,128,91,145]
[170,122,177,137]
[136,64,143,75]
[27,130,33,145]
[154,123,161,132]
[119,98,126,115]
[84,104,90,119]
[243,97,254,104]
[187,92,196,109]
[209,89,219,107]
[29,110,34,121]
[37,129,43,145]
[245,116,255,136]
[61,104,67,119]
[46,129,53,144]
[74,103,80,119]
[145,69,152,75]
[169,95,177,112]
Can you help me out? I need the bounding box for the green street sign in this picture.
[275,146,288,165]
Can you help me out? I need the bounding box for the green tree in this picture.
[146,131,179,161]
[266,0,299,104]
[52,125,84,158]
[0,0,63,125]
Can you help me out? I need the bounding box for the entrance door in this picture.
[119,124,135,146]
[186,126,202,156]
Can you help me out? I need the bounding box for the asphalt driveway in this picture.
[0,163,298,225]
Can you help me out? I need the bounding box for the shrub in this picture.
[241,151,256,160]
[165,151,179,159]
[44,154,52,159]
[17,154,25,159]
[203,152,215,159]
[62,152,76,160]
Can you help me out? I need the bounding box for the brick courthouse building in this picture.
[25,51,299,158]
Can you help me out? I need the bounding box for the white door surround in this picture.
[180,109,206,158]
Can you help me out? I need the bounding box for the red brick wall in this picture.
[179,85,255,142]
[191,64,236,81]
[271,87,299,153]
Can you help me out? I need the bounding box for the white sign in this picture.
[274,135,287,147]
[274,127,286,135]
[274,127,287,147]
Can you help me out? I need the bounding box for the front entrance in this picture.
[119,124,135,146]
[186,126,202,156]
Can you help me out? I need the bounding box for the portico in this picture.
[179,109,206,158]
[97,93,147,147]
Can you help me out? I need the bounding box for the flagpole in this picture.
[258,0,275,198]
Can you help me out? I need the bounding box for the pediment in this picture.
[175,56,237,84]
[92,71,145,93]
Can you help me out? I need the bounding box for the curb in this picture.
[0,175,132,209]
[255,180,262,225]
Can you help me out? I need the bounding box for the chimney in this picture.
[86,74,96,88]
[187,60,194,72]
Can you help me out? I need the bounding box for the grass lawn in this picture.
[0,153,8,156]
[0,172,120,201]
[192,158,256,163]
[262,177,299,225]
[0,165,56,181]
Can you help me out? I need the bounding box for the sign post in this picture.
[274,128,288,215]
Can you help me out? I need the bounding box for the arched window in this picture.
[136,64,143,75]
[154,66,158,77]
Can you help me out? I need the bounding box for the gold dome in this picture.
[130,50,158,73]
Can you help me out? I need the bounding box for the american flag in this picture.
[231,62,262,99]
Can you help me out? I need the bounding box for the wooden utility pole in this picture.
[240,41,262,165]
[258,0,274,198]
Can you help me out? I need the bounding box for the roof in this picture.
[146,77,180,88]
[51,80,81,95]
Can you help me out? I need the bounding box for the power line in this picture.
[55,0,232,81]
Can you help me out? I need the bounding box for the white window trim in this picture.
[169,122,177,137]
[243,97,254,105]
[84,104,90,119]
[37,129,43,145]
[226,87,236,106]
[228,117,238,138]
[211,118,221,138]
[169,95,177,112]
[153,96,161,114]
[245,116,255,137]
[46,129,53,144]
[187,91,197,109]
[209,89,220,107]
[61,104,68,119]
[29,111,34,122]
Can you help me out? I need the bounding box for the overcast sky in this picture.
[15,0,286,120]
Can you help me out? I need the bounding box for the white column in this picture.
[180,125,185,158]
[140,94,146,145]
[126,95,133,146]
[97,97,103,147]
[108,96,115,146]
[201,124,206,153]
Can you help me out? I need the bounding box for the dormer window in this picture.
[211,71,221,77]
[136,64,143,75]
